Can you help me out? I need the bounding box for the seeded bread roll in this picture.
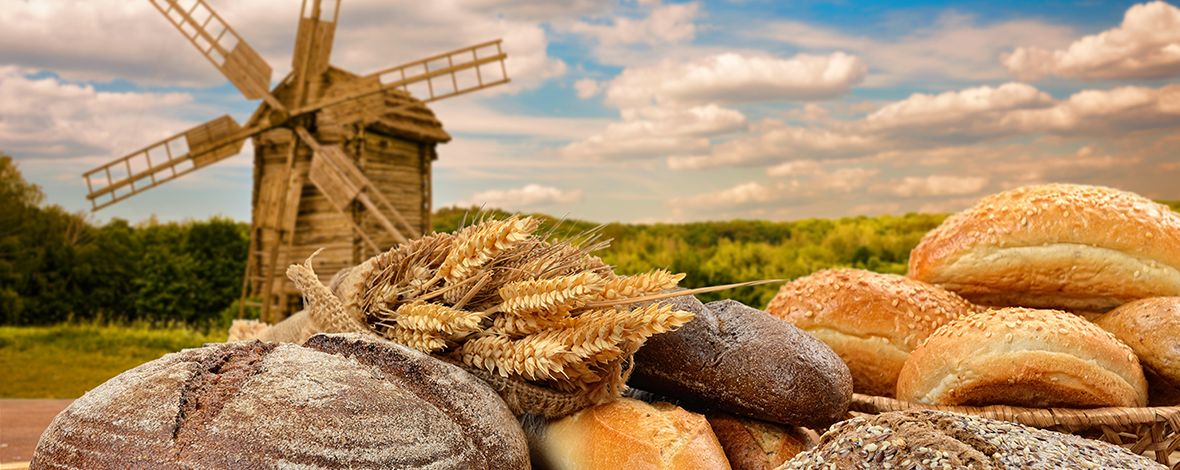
[31,334,529,469]
[707,413,817,470]
[781,410,1165,469]
[535,398,731,470]
[1095,297,1180,405]
[896,307,1148,407]
[630,296,852,428]
[766,269,975,397]
[908,183,1180,312]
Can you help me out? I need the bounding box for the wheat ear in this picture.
[392,301,486,335]
[496,271,606,315]
[457,334,573,381]
[437,216,539,286]
[598,270,686,300]
[376,323,447,353]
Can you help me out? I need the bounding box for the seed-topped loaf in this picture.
[766,269,975,397]
[31,334,529,469]
[781,409,1165,469]
[1095,297,1180,405]
[896,307,1148,407]
[908,183,1180,312]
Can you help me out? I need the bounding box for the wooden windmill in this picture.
[81,0,509,322]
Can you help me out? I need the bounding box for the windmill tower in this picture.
[81,0,509,322]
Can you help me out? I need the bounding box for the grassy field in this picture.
[0,323,224,398]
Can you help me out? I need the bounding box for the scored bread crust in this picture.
[31,335,529,469]
[538,398,731,470]
[1096,297,1180,404]
[896,307,1148,407]
[766,269,975,397]
[908,184,1180,311]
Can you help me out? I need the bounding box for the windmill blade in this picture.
[294,127,417,247]
[290,0,342,107]
[147,0,285,112]
[83,115,260,211]
[291,39,509,117]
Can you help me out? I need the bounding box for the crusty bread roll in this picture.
[535,397,731,470]
[707,413,816,470]
[1096,297,1180,405]
[766,269,974,397]
[782,410,1165,469]
[908,183,1180,312]
[630,296,852,428]
[896,307,1148,407]
[31,334,529,469]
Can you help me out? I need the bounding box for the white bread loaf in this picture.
[535,397,732,470]
[908,184,1180,312]
[1096,297,1180,405]
[766,269,975,397]
[896,307,1148,407]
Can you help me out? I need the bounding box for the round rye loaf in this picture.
[31,333,529,469]
[630,297,852,428]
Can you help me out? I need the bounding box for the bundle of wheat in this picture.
[285,215,703,407]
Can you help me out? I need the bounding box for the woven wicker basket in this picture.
[850,393,1180,468]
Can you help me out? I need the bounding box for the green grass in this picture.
[0,323,224,398]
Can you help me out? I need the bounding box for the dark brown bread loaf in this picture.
[707,413,817,470]
[630,296,852,428]
[781,410,1164,469]
[31,333,529,469]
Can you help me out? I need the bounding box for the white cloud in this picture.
[760,13,1075,85]
[886,175,989,197]
[574,79,601,99]
[676,167,878,209]
[560,104,747,160]
[568,2,699,47]
[0,67,197,162]
[456,184,583,208]
[1003,1,1180,80]
[868,83,1052,130]
[766,160,823,177]
[0,0,567,92]
[606,52,867,108]
[667,121,877,170]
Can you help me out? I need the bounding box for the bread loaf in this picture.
[31,333,529,469]
[782,410,1165,469]
[630,296,852,428]
[707,413,816,470]
[766,269,974,396]
[1095,297,1180,405]
[896,307,1148,407]
[534,397,731,470]
[908,183,1180,312]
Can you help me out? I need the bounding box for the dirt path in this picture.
[0,399,72,465]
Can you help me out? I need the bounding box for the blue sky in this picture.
[2,0,1178,224]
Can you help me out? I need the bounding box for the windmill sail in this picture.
[148,0,281,109]
[293,40,509,116]
[83,115,246,210]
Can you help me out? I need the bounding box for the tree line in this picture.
[6,154,1178,326]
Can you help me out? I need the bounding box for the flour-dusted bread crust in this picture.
[536,398,731,470]
[1096,297,1180,405]
[630,296,852,428]
[896,307,1148,408]
[766,269,975,397]
[782,410,1165,469]
[707,413,816,470]
[31,334,529,469]
[907,184,1180,312]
